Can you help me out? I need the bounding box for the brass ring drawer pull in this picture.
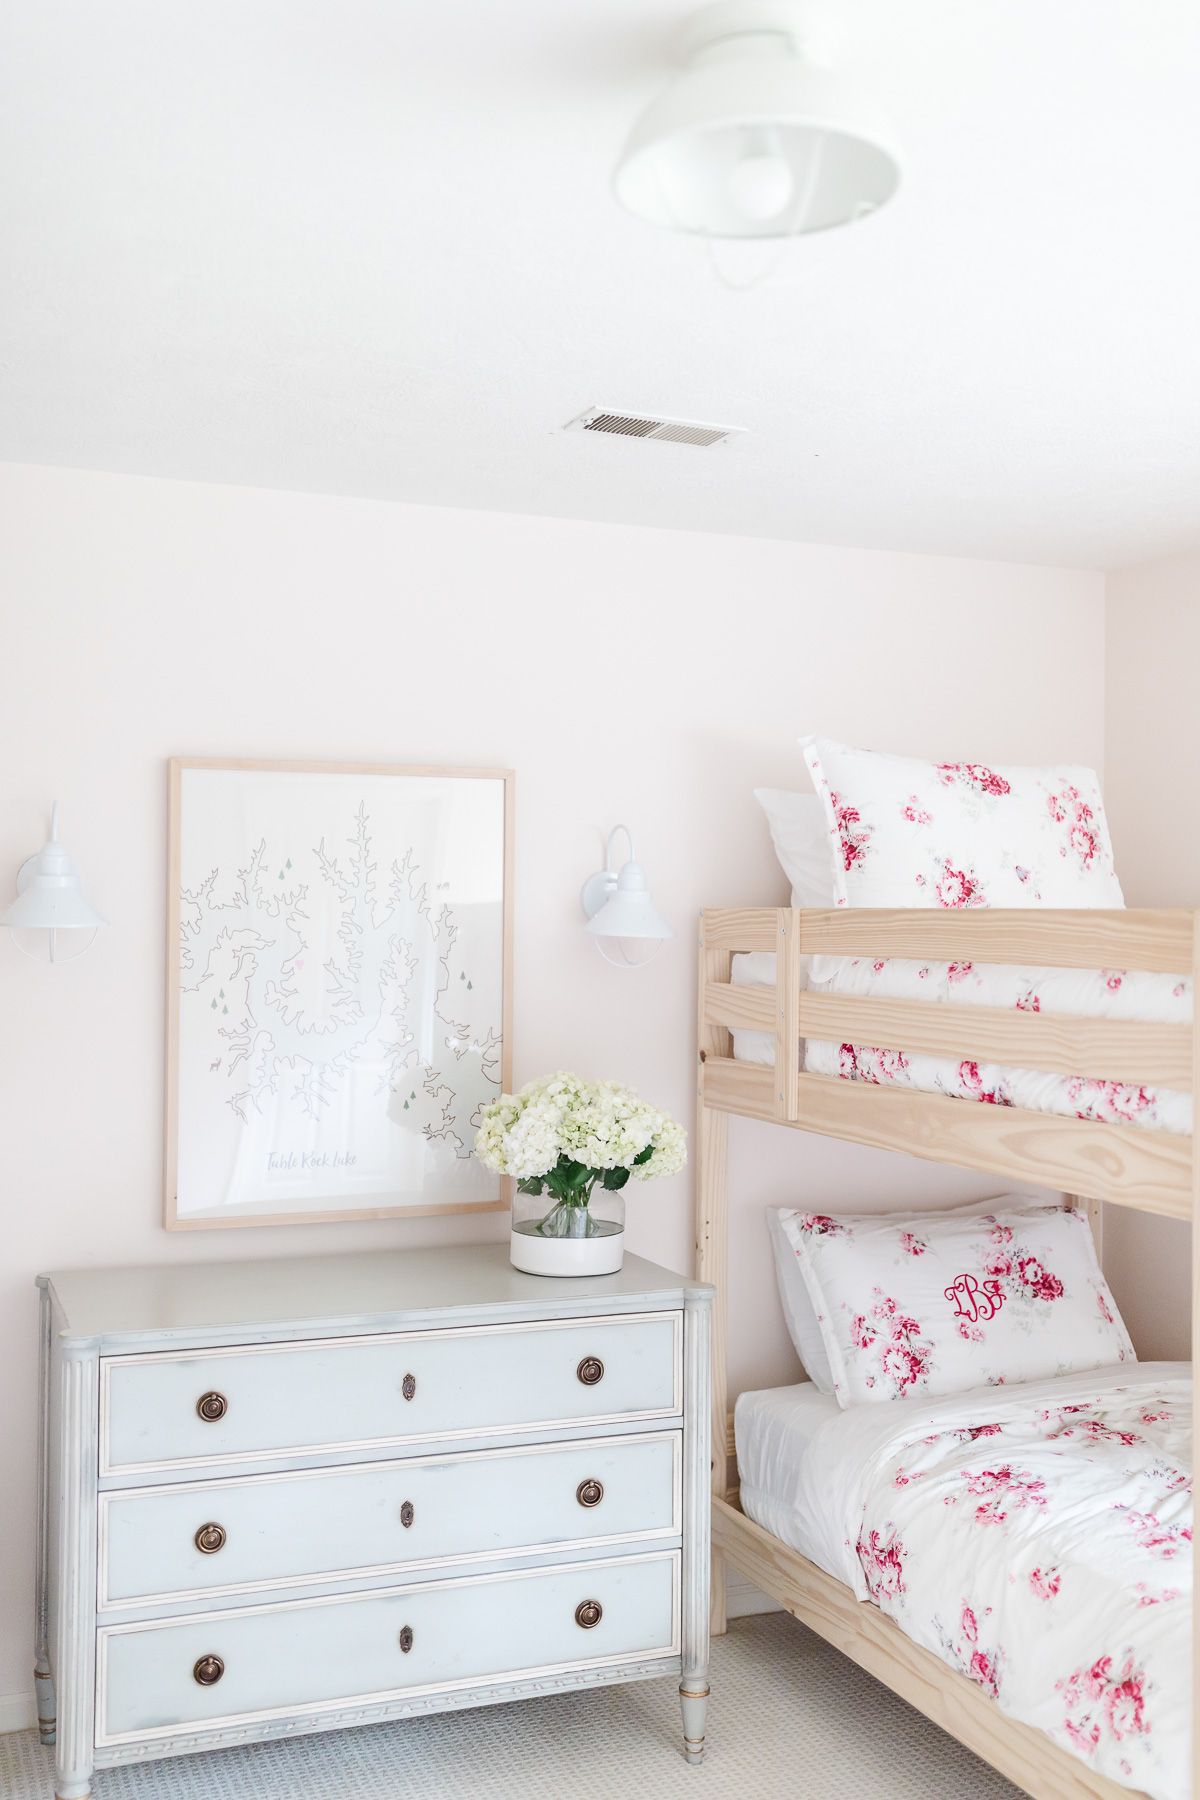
[401,1373,417,1401]
[400,1501,415,1529]
[194,1523,226,1555]
[576,1479,604,1508]
[574,1599,603,1630]
[193,1655,224,1686]
[399,1626,414,1653]
[576,1357,604,1387]
[196,1391,227,1423]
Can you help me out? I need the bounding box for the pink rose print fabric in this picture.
[730,949,1192,1137]
[800,737,1125,914]
[760,739,1195,1135]
[732,743,1190,1135]
[773,1367,1191,1800]
[780,1203,1132,1406]
[802,953,1192,1135]
[869,1379,1192,1798]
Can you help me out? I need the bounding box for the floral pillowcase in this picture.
[779,1203,1134,1406]
[799,736,1125,913]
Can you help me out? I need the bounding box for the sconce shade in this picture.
[2,805,106,939]
[585,860,674,944]
[581,826,673,969]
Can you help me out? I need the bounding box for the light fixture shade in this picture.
[1,810,106,933]
[585,860,674,943]
[614,3,900,239]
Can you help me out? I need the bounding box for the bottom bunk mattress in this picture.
[734,1383,845,1577]
[729,951,1193,1135]
[735,1362,1192,1800]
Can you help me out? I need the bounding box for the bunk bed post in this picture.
[696,912,731,1635]
[774,907,803,1122]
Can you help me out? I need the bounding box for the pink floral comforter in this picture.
[790,1364,1191,1799]
[730,953,1193,1135]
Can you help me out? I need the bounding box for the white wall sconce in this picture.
[581,826,673,968]
[1,803,106,963]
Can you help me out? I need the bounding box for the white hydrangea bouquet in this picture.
[476,1073,685,1272]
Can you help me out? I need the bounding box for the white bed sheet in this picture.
[734,1382,845,1578]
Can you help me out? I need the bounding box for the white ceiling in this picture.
[2,1,1199,567]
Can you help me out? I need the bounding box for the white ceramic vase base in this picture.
[509,1229,626,1278]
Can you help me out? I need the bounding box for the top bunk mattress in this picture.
[729,950,1193,1135]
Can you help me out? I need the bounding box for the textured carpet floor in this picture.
[0,1613,1022,1799]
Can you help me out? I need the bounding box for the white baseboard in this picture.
[725,1571,782,1619]
[0,1690,36,1735]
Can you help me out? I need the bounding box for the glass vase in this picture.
[509,1186,626,1277]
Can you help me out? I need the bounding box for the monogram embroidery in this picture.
[945,1272,1006,1324]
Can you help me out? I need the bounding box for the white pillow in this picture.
[767,1206,836,1390]
[768,1194,1028,1394]
[779,1201,1133,1407]
[753,789,838,908]
[799,737,1124,911]
[738,793,835,1062]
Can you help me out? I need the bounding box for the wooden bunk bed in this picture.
[695,905,1197,1800]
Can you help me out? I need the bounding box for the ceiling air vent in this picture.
[564,407,743,448]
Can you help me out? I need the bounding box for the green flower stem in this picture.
[519,1148,654,1240]
[537,1180,597,1236]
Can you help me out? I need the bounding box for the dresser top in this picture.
[39,1242,709,1347]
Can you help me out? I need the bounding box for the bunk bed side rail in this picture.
[700,903,1194,970]
[798,905,1193,973]
[697,906,1194,1219]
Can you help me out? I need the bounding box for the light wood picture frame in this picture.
[165,759,514,1229]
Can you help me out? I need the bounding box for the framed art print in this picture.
[165,759,513,1228]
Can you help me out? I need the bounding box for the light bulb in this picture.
[595,937,665,970]
[726,148,794,222]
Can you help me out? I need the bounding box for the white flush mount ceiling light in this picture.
[581,827,673,969]
[614,0,900,240]
[1,803,106,962]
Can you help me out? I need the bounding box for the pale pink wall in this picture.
[1102,552,1200,1361]
[0,461,1106,1704]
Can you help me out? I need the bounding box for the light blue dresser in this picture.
[36,1244,712,1798]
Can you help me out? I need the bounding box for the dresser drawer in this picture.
[99,1312,681,1476]
[100,1431,681,1607]
[97,1550,680,1744]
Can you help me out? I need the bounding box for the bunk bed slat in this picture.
[793,1071,1191,1219]
[699,907,779,952]
[702,982,1192,1088]
[701,1054,777,1122]
[795,990,1193,1090]
[703,979,775,1033]
[797,906,1192,973]
[699,1057,1190,1218]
